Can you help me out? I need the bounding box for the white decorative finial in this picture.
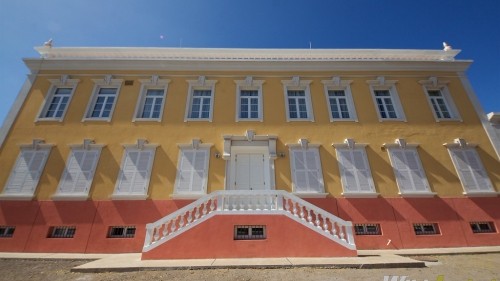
[443,42,452,51]
[44,39,53,47]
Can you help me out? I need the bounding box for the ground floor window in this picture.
[470,221,496,233]
[354,223,381,235]
[108,226,136,238]
[234,225,266,240]
[413,223,440,235]
[0,226,15,237]
[48,226,76,238]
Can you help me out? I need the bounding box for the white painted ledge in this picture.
[398,192,437,198]
[170,193,206,200]
[51,194,89,201]
[292,192,328,199]
[110,194,148,200]
[341,192,380,198]
[0,193,34,201]
[462,191,499,197]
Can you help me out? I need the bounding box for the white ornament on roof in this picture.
[443,42,452,51]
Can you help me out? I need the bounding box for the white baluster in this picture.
[284,198,290,212]
[153,227,160,241]
[299,205,305,220]
[170,218,177,233]
[210,198,216,212]
[323,218,330,234]
[179,215,185,228]
[307,209,313,224]
[332,222,338,238]
[315,213,322,229]
[186,210,193,225]
[292,202,298,216]
[162,222,169,237]
[340,225,346,242]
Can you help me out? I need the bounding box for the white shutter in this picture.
[116,149,155,195]
[175,149,208,194]
[58,149,100,195]
[337,148,375,193]
[389,148,430,193]
[290,148,324,193]
[450,148,493,192]
[250,154,266,190]
[4,149,50,195]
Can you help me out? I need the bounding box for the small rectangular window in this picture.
[374,90,398,119]
[189,90,212,119]
[108,226,136,238]
[354,223,381,235]
[470,221,496,233]
[234,225,266,240]
[48,226,76,238]
[0,226,15,237]
[413,223,440,235]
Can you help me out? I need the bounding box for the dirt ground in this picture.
[0,253,499,281]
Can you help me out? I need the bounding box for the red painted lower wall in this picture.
[0,197,499,255]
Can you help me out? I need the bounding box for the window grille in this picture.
[354,224,381,235]
[413,223,440,235]
[470,221,496,233]
[108,226,136,238]
[48,226,76,238]
[234,225,266,240]
[0,226,15,237]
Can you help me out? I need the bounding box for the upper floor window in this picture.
[185,76,217,122]
[133,76,170,122]
[174,140,211,198]
[235,77,264,122]
[322,77,357,122]
[288,139,325,195]
[419,77,461,121]
[36,76,79,122]
[333,139,376,197]
[83,76,122,122]
[367,77,406,121]
[282,77,314,122]
[1,140,52,200]
[113,140,157,200]
[444,139,495,196]
[53,140,103,200]
[384,139,433,196]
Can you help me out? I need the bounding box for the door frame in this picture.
[229,146,270,191]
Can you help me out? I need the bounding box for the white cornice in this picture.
[34,46,461,61]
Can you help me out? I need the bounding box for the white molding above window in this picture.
[419,77,461,122]
[174,139,212,198]
[36,75,79,122]
[282,77,314,122]
[83,76,123,122]
[0,140,53,200]
[322,77,358,122]
[444,138,497,196]
[133,76,170,122]
[234,77,264,122]
[184,76,217,122]
[367,76,406,122]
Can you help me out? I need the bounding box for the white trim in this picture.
[133,77,170,122]
[282,78,314,122]
[341,192,379,198]
[184,78,217,122]
[419,77,461,122]
[367,77,406,122]
[82,77,123,122]
[459,74,500,160]
[0,75,36,150]
[51,194,90,201]
[0,194,36,201]
[110,194,149,200]
[322,77,358,122]
[292,192,328,198]
[35,77,80,122]
[234,78,264,122]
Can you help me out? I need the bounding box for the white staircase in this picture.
[143,190,356,252]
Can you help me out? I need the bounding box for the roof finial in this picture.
[44,38,53,48]
[443,42,452,51]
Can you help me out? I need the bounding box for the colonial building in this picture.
[0,44,499,259]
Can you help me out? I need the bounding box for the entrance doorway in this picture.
[229,147,270,191]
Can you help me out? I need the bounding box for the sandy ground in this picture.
[0,253,499,281]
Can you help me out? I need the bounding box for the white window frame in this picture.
[419,77,461,121]
[322,77,358,122]
[173,140,212,199]
[52,141,104,200]
[0,141,53,200]
[234,77,264,122]
[83,77,123,122]
[287,140,326,197]
[112,141,158,200]
[384,140,434,197]
[184,77,217,122]
[282,77,314,122]
[36,76,79,122]
[444,139,496,196]
[367,77,406,122]
[333,139,377,198]
[133,76,170,122]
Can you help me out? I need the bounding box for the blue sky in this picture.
[0,0,499,125]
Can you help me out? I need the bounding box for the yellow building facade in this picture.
[0,45,498,257]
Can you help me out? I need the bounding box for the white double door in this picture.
[229,147,270,191]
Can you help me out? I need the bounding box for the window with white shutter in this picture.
[336,148,376,195]
[114,147,156,199]
[2,148,51,198]
[448,148,494,194]
[54,148,101,198]
[174,148,209,195]
[289,147,324,193]
[387,148,431,195]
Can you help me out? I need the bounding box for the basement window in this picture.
[234,225,266,240]
[48,226,76,238]
[354,223,381,235]
[108,226,136,238]
[413,223,440,235]
[0,226,15,237]
[470,221,496,233]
